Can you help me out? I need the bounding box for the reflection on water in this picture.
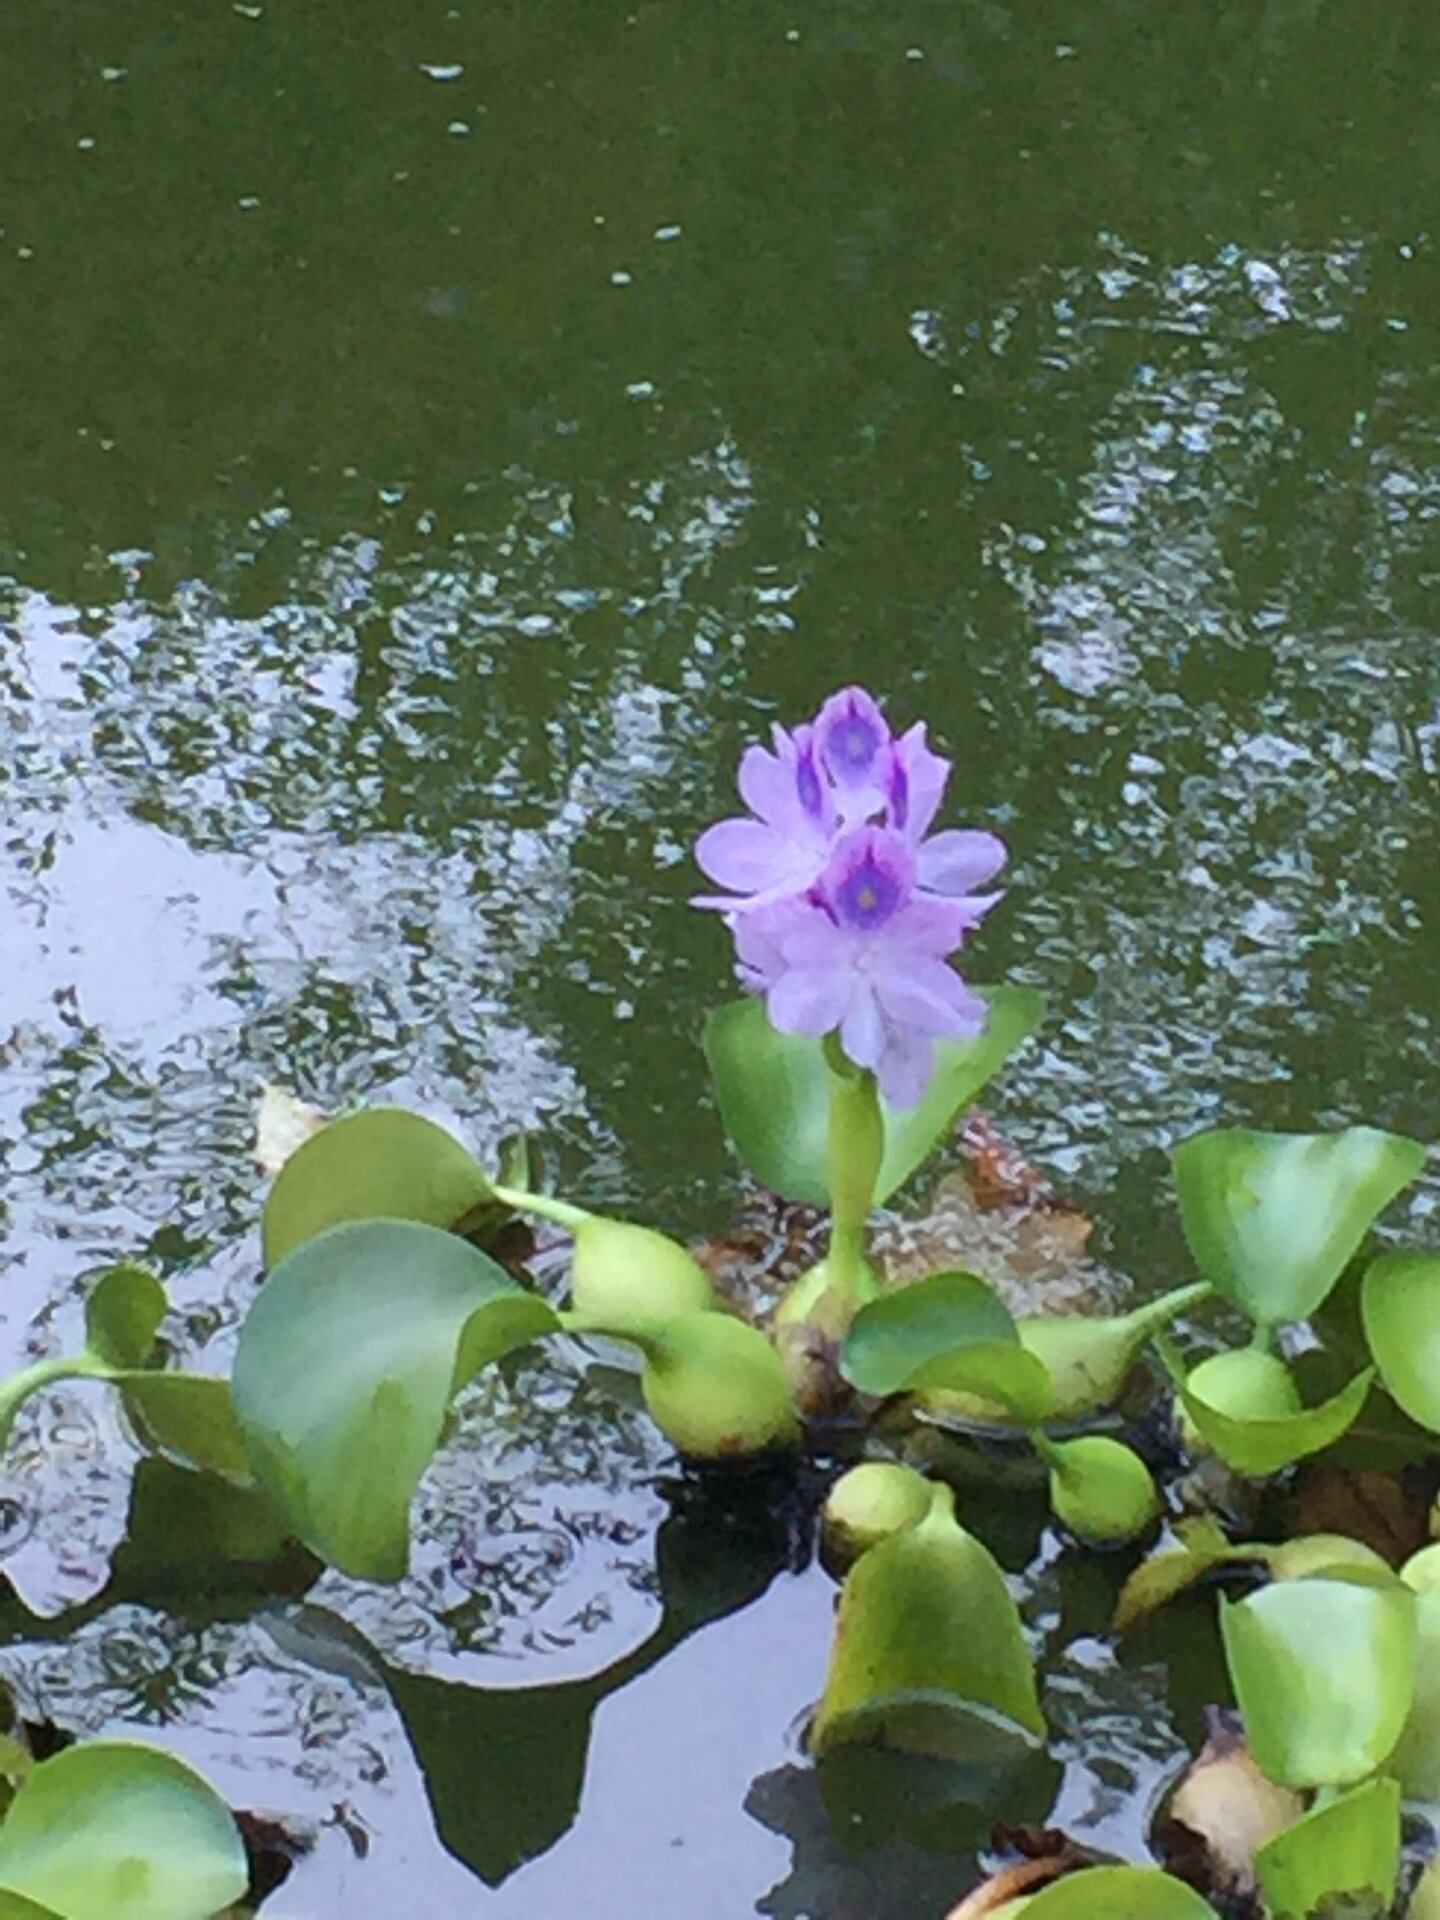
[5,0,1440,1910]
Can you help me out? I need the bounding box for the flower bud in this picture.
[1046,1436,1159,1547]
[821,1461,933,1571]
[641,1311,800,1458]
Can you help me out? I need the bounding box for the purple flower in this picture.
[693,722,836,910]
[694,686,1007,1106]
[756,828,988,1107]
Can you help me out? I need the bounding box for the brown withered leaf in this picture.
[1154,1707,1301,1915]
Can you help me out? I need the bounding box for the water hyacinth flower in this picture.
[694,687,1006,1107]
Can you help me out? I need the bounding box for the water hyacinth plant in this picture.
[11,679,1440,1906]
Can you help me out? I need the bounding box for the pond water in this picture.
[4,1,1440,1913]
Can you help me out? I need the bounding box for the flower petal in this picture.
[888,723,951,842]
[916,829,1008,899]
[875,1032,936,1108]
[694,818,816,899]
[840,987,887,1072]
[736,740,791,824]
[768,966,848,1037]
[875,955,987,1038]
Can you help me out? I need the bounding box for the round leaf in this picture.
[1220,1577,1417,1788]
[233,1219,560,1578]
[1020,1867,1219,1917]
[1166,1342,1374,1476]
[1253,1775,1400,1920]
[1172,1126,1425,1326]
[1390,1589,1440,1799]
[840,1271,1019,1396]
[1361,1251,1440,1433]
[703,987,1043,1207]
[0,1740,247,1920]
[262,1108,495,1266]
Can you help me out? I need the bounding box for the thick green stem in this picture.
[1121,1280,1213,1338]
[491,1184,591,1234]
[824,1068,884,1307]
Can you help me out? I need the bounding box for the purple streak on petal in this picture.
[793,725,828,822]
[916,829,1008,898]
[887,723,951,843]
[816,687,891,791]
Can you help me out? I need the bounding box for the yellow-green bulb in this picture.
[641,1312,800,1458]
[569,1217,717,1331]
[821,1462,934,1571]
[1047,1436,1159,1547]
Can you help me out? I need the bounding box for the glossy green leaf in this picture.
[0,1895,62,1918]
[0,1740,247,1920]
[120,1376,253,1483]
[1361,1252,1440,1434]
[1163,1338,1374,1476]
[906,1345,1055,1423]
[1018,1866,1218,1917]
[703,986,1043,1206]
[84,1266,166,1370]
[840,1271,1019,1395]
[1113,1516,1247,1633]
[233,1218,560,1578]
[812,1483,1044,1753]
[1172,1125,1425,1327]
[1253,1776,1399,1920]
[1220,1576,1417,1788]
[262,1107,495,1266]
[1389,1587,1440,1799]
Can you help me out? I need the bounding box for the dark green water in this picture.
[4,2,1440,1912]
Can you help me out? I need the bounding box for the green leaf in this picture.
[84,1267,166,1370]
[1220,1577,1417,1788]
[840,1272,1053,1421]
[1360,1252,1440,1433]
[0,1739,247,1920]
[1172,1126,1425,1327]
[233,1218,560,1578]
[703,986,1043,1207]
[840,1271,1019,1395]
[1162,1339,1374,1476]
[906,1345,1055,1423]
[119,1377,253,1483]
[0,1895,63,1918]
[1253,1776,1400,1920]
[812,1484,1044,1753]
[1389,1588,1440,1800]
[262,1107,495,1266]
[1019,1867,1218,1917]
